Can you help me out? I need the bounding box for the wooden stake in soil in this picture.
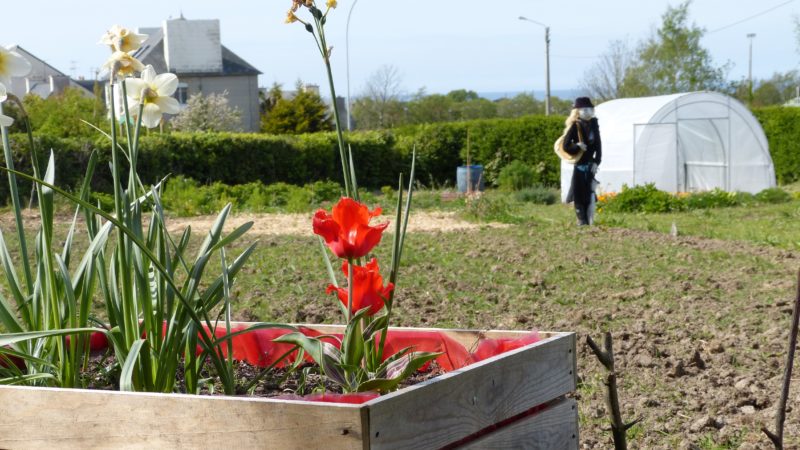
[586,332,641,450]
[762,269,800,450]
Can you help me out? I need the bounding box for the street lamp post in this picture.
[519,16,550,116]
[747,33,756,103]
[346,0,359,131]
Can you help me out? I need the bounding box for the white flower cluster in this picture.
[100,25,179,128]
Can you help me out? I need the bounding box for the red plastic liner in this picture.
[8,325,539,404]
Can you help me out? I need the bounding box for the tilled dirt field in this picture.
[229,215,799,449]
[6,209,798,448]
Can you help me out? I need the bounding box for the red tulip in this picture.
[313,197,389,259]
[326,258,394,316]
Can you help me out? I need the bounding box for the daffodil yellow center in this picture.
[0,52,6,73]
[141,87,159,104]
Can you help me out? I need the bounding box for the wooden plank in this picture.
[458,398,579,450]
[365,333,576,450]
[0,385,365,450]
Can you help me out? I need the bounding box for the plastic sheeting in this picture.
[560,91,776,201]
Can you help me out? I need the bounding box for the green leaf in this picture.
[273,332,349,388]
[0,328,101,347]
[0,373,55,385]
[120,338,147,392]
[342,308,369,369]
[357,351,440,394]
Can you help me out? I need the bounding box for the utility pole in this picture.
[519,16,551,116]
[747,33,756,104]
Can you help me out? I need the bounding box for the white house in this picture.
[4,45,94,99]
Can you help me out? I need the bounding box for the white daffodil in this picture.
[99,25,148,53]
[0,82,13,127]
[102,51,145,79]
[0,46,32,87]
[125,65,180,128]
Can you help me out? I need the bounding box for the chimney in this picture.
[163,18,223,73]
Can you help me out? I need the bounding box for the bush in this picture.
[514,185,558,204]
[683,189,742,209]
[754,187,792,204]
[160,177,345,216]
[600,184,684,213]
[497,160,538,191]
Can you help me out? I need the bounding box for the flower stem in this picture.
[346,258,354,322]
[0,103,34,295]
[317,19,353,198]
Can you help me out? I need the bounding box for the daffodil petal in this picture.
[0,83,7,102]
[153,73,178,96]
[141,103,162,128]
[154,96,180,115]
[123,78,147,97]
[0,113,13,127]
[140,65,156,83]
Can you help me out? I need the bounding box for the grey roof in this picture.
[129,27,260,77]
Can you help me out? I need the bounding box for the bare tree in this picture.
[352,65,404,129]
[580,39,635,102]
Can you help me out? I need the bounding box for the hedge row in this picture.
[2,108,796,204]
[751,107,800,185]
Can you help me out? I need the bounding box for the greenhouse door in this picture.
[633,123,678,191]
[679,118,730,192]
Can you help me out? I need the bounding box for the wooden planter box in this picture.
[0,325,577,449]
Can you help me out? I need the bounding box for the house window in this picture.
[175,83,189,105]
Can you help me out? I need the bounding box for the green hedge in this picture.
[752,107,800,185]
[394,115,564,187]
[0,130,404,203]
[5,108,796,205]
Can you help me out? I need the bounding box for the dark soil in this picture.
[78,352,444,398]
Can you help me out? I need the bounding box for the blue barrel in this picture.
[456,165,485,193]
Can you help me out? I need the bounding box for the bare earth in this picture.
[165,211,509,236]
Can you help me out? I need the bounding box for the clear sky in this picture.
[5,0,799,99]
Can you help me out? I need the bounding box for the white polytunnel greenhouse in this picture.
[560,91,776,202]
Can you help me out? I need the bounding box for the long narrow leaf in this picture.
[0,328,101,347]
[120,339,146,392]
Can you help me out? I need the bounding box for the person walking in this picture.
[563,96,602,225]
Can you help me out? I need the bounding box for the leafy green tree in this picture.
[621,1,727,97]
[13,88,105,138]
[170,91,242,132]
[406,90,454,124]
[496,93,543,118]
[727,71,800,107]
[261,81,333,134]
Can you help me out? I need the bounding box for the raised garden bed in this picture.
[0,325,577,449]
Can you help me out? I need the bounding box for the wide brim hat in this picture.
[573,97,594,109]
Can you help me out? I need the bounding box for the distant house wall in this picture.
[179,75,260,132]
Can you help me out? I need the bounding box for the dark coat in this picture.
[565,118,602,205]
[564,118,601,165]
